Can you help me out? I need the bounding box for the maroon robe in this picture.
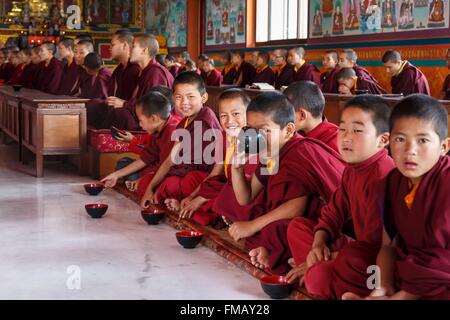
[304,119,339,153]
[34,57,64,94]
[203,69,223,86]
[80,67,112,99]
[106,59,174,130]
[243,134,346,274]
[168,65,180,78]
[58,60,80,96]
[253,65,275,85]
[441,74,450,100]
[155,107,223,202]
[288,149,395,299]
[234,61,256,88]
[9,64,25,85]
[293,63,321,85]
[19,63,39,89]
[320,68,340,93]
[108,60,140,101]
[274,64,295,90]
[391,61,431,96]
[354,64,387,94]
[384,156,450,299]
[136,115,181,198]
[0,63,15,82]
[222,64,237,85]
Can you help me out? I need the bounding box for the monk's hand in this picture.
[286,262,308,285]
[228,221,258,241]
[140,188,158,208]
[338,85,352,96]
[306,243,331,268]
[180,196,207,219]
[106,96,125,108]
[101,173,119,188]
[116,131,134,143]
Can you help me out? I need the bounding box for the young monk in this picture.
[231,50,256,88]
[343,94,449,300]
[165,89,251,227]
[382,49,430,96]
[8,50,25,85]
[139,72,222,210]
[57,38,79,95]
[320,50,340,93]
[271,49,295,90]
[253,51,275,85]
[441,49,450,100]
[184,59,202,75]
[105,33,174,130]
[287,95,396,299]
[338,49,387,94]
[101,91,181,193]
[72,40,95,94]
[229,92,345,274]
[0,47,15,82]
[288,47,320,85]
[18,49,38,89]
[33,43,64,94]
[284,81,339,152]
[201,58,223,87]
[337,67,384,95]
[177,51,191,73]
[219,51,236,85]
[164,55,181,78]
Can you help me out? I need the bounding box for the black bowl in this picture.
[12,85,22,92]
[141,209,166,225]
[85,204,108,219]
[175,231,203,249]
[260,276,293,299]
[84,183,105,196]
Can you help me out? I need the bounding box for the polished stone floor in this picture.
[0,143,267,300]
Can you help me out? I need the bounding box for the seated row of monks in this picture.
[96,68,449,300]
[2,32,448,130]
[1,30,448,298]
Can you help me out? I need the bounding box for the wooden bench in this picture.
[0,86,89,177]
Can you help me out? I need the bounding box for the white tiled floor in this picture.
[0,143,267,300]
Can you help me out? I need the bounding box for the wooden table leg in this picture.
[36,153,44,178]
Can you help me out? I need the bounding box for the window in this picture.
[256,0,308,43]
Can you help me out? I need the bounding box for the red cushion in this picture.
[88,129,147,153]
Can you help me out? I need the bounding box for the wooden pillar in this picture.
[246,0,256,48]
[187,0,201,59]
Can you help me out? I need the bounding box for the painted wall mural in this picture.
[310,0,449,38]
[205,0,246,47]
[145,0,187,48]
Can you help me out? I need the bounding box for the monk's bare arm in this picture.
[231,167,263,205]
[387,290,420,300]
[251,196,307,232]
[188,163,224,199]
[101,159,147,187]
[146,143,178,193]
[372,229,398,297]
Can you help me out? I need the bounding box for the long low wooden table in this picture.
[0,86,89,177]
[206,86,450,133]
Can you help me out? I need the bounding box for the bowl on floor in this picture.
[141,209,166,225]
[85,204,108,219]
[260,275,293,299]
[175,231,203,249]
[84,183,105,196]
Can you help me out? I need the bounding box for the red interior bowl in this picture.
[85,204,108,209]
[84,183,105,196]
[84,203,108,219]
[176,231,203,238]
[141,209,166,225]
[260,276,290,285]
[142,209,167,215]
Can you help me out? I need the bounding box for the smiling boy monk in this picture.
[343,94,450,300]
[165,89,252,227]
[284,81,339,152]
[229,92,345,274]
[140,72,222,209]
[286,95,396,299]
